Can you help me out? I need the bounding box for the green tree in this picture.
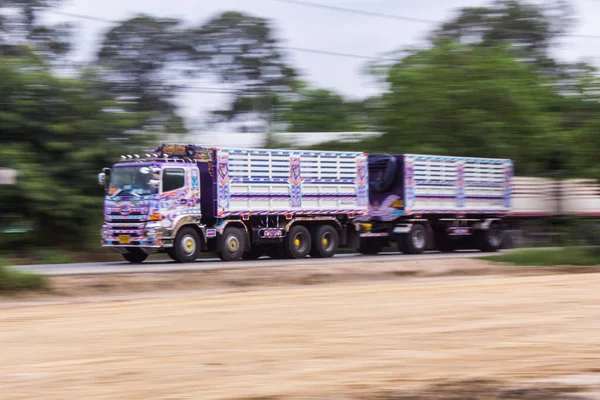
[0,57,148,248]
[0,0,72,58]
[273,86,372,132]
[367,40,565,174]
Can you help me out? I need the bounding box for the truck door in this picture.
[160,165,201,215]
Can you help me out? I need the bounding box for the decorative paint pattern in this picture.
[289,154,302,209]
[356,155,369,207]
[216,151,231,216]
[504,161,513,209]
[404,156,415,214]
[456,160,466,208]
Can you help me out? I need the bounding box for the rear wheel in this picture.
[358,238,382,255]
[218,226,246,261]
[403,224,428,254]
[172,227,201,263]
[284,225,312,259]
[476,223,503,252]
[122,248,148,264]
[310,225,339,258]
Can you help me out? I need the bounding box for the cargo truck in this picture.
[356,154,513,254]
[98,144,369,263]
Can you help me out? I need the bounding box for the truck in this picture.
[98,144,369,263]
[356,153,513,254]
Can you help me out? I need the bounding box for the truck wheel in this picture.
[172,227,201,263]
[219,226,246,261]
[358,238,382,255]
[284,225,312,259]
[122,248,148,264]
[476,223,503,252]
[310,225,339,258]
[403,224,428,254]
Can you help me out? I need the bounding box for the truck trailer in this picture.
[356,153,513,255]
[98,144,369,263]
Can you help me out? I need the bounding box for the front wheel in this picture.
[172,227,201,263]
[122,248,148,264]
[403,224,428,254]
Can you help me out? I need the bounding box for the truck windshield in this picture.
[108,166,159,197]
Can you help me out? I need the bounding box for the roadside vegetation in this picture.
[482,247,600,266]
[0,259,48,293]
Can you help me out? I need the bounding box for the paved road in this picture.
[7,249,534,276]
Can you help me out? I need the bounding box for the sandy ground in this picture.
[2,259,600,399]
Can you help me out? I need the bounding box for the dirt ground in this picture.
[2,260,600,399]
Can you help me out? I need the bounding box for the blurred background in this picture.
[1,0,599,263]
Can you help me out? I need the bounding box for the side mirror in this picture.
[149,179,160,189]
[98,172,106,186]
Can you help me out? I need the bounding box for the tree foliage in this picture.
[0,57,148,248]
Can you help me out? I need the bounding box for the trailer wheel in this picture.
[403,224,428,254]
[219,226,246,261]
[476,223,503,252]
[310,225,339,258]
[172,227,201,263]
[358,238,382,255]
[284,225,312,259]
[122,248,148,264]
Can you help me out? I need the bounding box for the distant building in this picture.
[0,168,17,185]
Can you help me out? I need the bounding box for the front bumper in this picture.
[101,221,172,249]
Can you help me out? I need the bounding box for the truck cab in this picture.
[99,153,206,263]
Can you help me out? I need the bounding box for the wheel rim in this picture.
[293,232,307,253]
[489,228,501,247]
[321,231,335,252]
[181,234,196,256]
[412,229,425,249]
[225,235,240,253]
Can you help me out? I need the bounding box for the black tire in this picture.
[358,238,382,255]
[243,246,263,260]
[284,225,312,259]
[172,227,201,263]
[476,223,503,253]
[122,248,148,264]
[403,224,428,255]
[310,225,339,258]
[219,226,246,261]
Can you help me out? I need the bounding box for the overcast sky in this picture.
[44,0,600,129]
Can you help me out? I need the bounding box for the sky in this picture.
[43,0,600,129]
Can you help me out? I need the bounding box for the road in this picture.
[9,250,523,276]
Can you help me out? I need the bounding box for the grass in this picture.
[481,247,600,266]
[0,258,48,293]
